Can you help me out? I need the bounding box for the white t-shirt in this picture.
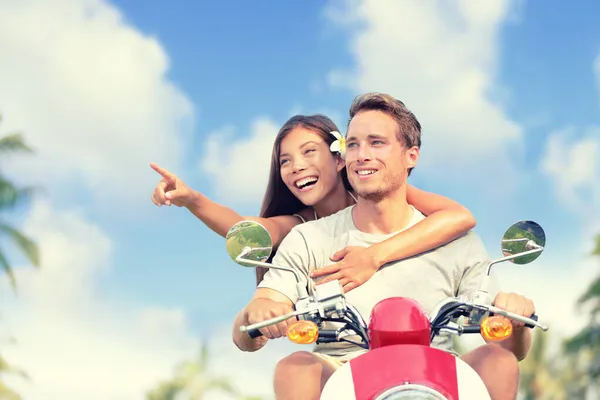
[258,205,497,359]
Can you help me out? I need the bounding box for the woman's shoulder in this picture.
[293,207,315,223]
[296,206,354,236]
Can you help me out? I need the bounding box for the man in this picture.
[232,92,535,400]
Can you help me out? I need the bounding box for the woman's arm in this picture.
[373,184,476,265]
[185,190,301,248]
[311,185,477,291]
[150,163,301,248]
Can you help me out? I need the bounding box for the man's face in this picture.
[345,110,419,202]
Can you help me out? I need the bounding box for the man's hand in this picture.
[244,298,296,339]
[310,246,381,293]
[150,163,195,208]
[493,292,535,329]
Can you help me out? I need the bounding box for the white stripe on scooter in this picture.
[320,362,356,400]
[455,357,492,400]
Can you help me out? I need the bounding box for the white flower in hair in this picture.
[329,131,346,159]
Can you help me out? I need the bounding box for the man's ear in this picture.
[406,146,419,169]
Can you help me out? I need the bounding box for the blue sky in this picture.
[115,1,351,128]
[1,1,599,399]
[108,0,599,325]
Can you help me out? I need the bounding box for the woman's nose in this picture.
[292,159,308,173]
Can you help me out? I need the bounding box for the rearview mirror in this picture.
[225,220,273,266]
[500,220,545,265]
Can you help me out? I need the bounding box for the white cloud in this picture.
[538,124,600,350]
[540,126,600,213]
[201,118,279,204]
[323,0,525,194]
[0,0,193,210]
[1,200,199,400]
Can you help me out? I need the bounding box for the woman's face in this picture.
[278,126,344,206]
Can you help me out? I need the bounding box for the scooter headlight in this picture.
[375,384,448,400]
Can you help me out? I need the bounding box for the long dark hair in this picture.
[255,114,352,285]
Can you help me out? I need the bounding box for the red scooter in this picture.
[225,220,548,400]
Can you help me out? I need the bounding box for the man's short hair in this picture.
[349,92,422,148]
[348,92,422,176]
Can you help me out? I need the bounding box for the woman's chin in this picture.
[293,186,322,206]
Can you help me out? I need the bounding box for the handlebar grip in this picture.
[525,314,538,329]
[489,312,538,329]
[248,328,263,339]
[316,330,338,344]
[462,325,481,334]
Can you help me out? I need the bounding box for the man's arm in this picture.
[233,288,295,352]
[457,232,533,360]
[489,292,534,361]
[232,228,312,352]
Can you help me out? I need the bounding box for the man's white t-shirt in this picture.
[258,205,496,360]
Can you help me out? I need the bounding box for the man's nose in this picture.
[357,145,373,162]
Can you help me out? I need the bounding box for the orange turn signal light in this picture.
[286,320,319,344]
[480,315,513,341]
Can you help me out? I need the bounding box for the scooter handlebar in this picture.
[240,309,307,339]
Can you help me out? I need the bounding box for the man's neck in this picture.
[352,186,414,235]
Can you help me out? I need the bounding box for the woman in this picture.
[150,114,476,292]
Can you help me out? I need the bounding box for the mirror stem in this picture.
[485,247,544,276]
[480,247,545,293]
[235,255,309,300]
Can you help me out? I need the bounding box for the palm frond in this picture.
[0,355,29,380]
[0,249,16,289]
[0,379,22,400]
[205,377,238,394]
[519,330,552,399]
[145,381,181,400]
[564,325,600,353]
[0,223,39,267]
[577,276,600,307]
[0,133,33,155]
[199,343,209,370]
[0,180,36,211]
[144,342,263,400]
[592,234,600,257]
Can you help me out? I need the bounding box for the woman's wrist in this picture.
[184,189,204,211]
[368,242,389,270]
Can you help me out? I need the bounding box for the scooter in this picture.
[225,220,549,400]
